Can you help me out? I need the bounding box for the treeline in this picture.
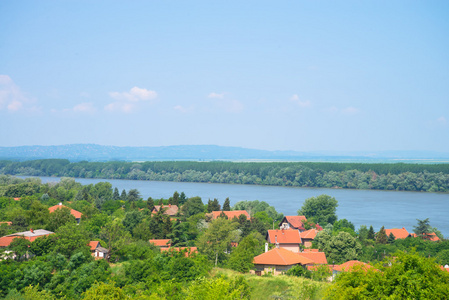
[1,159,449,192]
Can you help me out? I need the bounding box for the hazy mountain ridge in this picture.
[0,144,448,162]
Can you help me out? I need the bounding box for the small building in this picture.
[384,227,411,240]
[299,250,328,265]
[209,210,250,220]
[0,229,54,247]
[332,260,375,277]
[278,216,307,232]
[253,247,314,276]
[89,241,108,259]
[266,229,302,253]
[299,229,320,248]
[149,239,172,249]
[48,203,83,224]
[153,204,179,217]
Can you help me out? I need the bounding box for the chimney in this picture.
[265,243,268,253]
[30,228,34,233]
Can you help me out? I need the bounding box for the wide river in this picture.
[25,176,449,237]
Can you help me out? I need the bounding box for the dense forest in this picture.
[1,159,449,192]
[0,176,448,299]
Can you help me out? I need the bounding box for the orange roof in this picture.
[48,204,83,219]
[13,197,21,201]
[210,210,250,220]
[0,236,18,247]
[298,251,328,264]
[253,248,314,266]
[0,222,12,226]
[153,205,179,216]
[161,247,198,257]
[0,230,53,247]
[333,260,374,272]
[410,232,440,241]
[440,266,449,272]
[280,216,307,230]
[303,249,319,252]
[89,241,100,250]
[307,264,335,272]
[300,229,318,240]
[149,239,171,247]
[267,229,301,244]
[384,228,410,239]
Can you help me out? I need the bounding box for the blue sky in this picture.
[1,1,448,152]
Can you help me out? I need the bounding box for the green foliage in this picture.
[222,197,231,211]
[54,222,91,258]
[82,282,126,300]
[316,231,362,264]
[181,196,205,218]
[184,276,251,300]
[227,232,263,273]
[8,237,31,261]
[326,251,449,299]
[47,206,77,232]
[298,194,338,225]
[376,226,388,244]
[286,265,312,278]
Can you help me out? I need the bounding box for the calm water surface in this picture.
[26,176,449,237]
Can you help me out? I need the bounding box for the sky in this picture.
[1,1,448,152]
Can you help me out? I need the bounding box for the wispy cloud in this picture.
[290,94,311,108]
[106,86,158,113]
[174,105,193,113]
[436,116,447,125]
[208,92,225,99]
[73,102,96,114]
[0,75,35,112]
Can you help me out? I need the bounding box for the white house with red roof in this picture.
[299,229,320,248]
[89,241,108,259]
[278,216,307,231]
[266,229,302,253]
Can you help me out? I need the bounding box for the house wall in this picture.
[254,264,296,276]
[302,239,313,248]
[279,243,301,253]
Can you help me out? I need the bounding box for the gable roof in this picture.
[300,229,319,240]
[89,241,100,250]
[410,232,440,241]
[210,210,250,220]
[0,229,54,247]
[384,227,410,239]
[279,216,307,230]
[333,260,374,272]
[298,251,327,264]
[149,239,171,247]
[48,204,83,219]
[253,247,314,266]
[153,205,179,216]
[267,229,301,244]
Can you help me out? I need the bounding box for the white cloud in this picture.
[341,106,359,115]
[73,102,96,113]
[217,99,244,113]
[436,116,447,125]
[0,75,33,112]
[290,94,311,108]
[109,86,157,102]
[106,86,157,113]
[208,92,225,99]
[174,105,193,113]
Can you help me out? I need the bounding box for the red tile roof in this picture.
[384,227,410,239]
[161,247,198,257]
[48,204,83,219]
[89,241,100,250]
[267,229,301,244]
[0,236,18,247]
[298,251,328,265]
[253,248,314,266]
[149,239,171,247]
[0,229,54,247]
[210,210,250,220]
[440,266,449,272]
[410,232,440,241]
[333,260,375,272]
[303,249,319,252]
[299,229,319,240]
[279,216,307,230]
[153,205,179,216]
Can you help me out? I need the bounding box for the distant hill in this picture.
[0,144,448,162]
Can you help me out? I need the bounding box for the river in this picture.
[22,176,449,237]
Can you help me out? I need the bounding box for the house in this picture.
[153,204,179,217]
[278,216,307,231]
[161,246,198,257]
[298,250,328,265]
[384,227,411,240]
[149,239,172,249]
[266,229,302,253]
[332,260,375,276]
[0,229,54,247]
[410,232,440,241]
[209,210,250,220]
[89,241,108,259]
[48,203,83,224]
[252,247,315,276]
[299,229,320,247]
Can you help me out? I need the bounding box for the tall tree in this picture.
[172,191,180,206]
[112,187,120,200]
[147,197,155,212]
[413,218,432,239]
[120,189,127,201]
[127,189,140,202]
[367,225,375,240]
[179,192,187,205]
[222,198,231,211]
[376,226,388,244]
[297,194,338,225]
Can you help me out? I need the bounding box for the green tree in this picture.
[47,206,76,232]
[227,232,264,273]
[147,197,155,211]
[122,210,143,234]
[120,189,127,201]
[222,197,231,211]
[376,226,388,244]
[387,232,396,244]
[197,218,240,266]
[8,237,31,261]
[172,191,180,206]
[316,231,362,264]
[179,192,187,205]
[413,218,432,240]
[207,198,221,213]
[297,194,338,225]
[100,219,131,262]
[112,187,120,200]
[181,197,204,218]
[127,189,140,202]
[82,282,126,300]
[367,225,375,240]
[54,222,91,258]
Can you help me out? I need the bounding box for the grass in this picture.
[211,268,330,300]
